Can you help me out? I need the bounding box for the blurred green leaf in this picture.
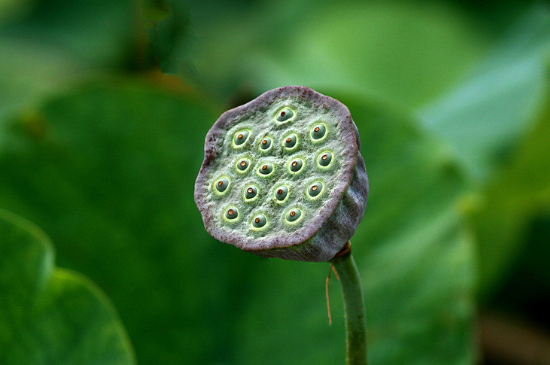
[419,4,550,181]
[0,0,136,121]
[467,74,550,295]
[0,39,85,121]
[2,0,135,67]
[417,4,550,295]
[0,0,31,25]
[348,96,476,364]
[184,0,490,108]
[487,211,550,327]
[0,209,135,365]
[0,79,236,365]
[141,0,189,73]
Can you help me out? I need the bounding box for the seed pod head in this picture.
[194,86,368,262]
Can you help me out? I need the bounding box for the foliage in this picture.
[0,0,549,364]
[0,209,135,365]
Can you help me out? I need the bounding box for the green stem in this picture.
[333,251,367,365]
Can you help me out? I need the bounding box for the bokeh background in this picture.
[1,0,550,364]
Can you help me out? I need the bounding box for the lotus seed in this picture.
[215,177,229,193]
[276,107,295,122]
[285,208,302,222]
[244,186,258,200]
[318,152,333,167]
[283,134,297,149]
[252,214,267,228]
[259,137,272,151]
[274,186,289,202]
[258,163,274,176]
[236,158,251,172]
[311,124,327,140]
[225,208,239,220]
[233,130,250,146]
[289,158,304,173]
[308,182,324,198]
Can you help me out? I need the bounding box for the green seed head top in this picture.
[194,86,368,262]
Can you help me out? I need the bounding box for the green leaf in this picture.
[2,0,135,67]
[0,0,136,121]
[0,38,83,121]
[468,75,550,294]
[0,0,29,25]
[0,79,232,365]
[490,212,550,310]
[141,0,189,74]
[417,4,550,293]
[419,4,550,181]
[0,209,135,365]
[184,0,490,108]
[349,98,476,365]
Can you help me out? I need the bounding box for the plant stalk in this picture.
[332,247,367,365]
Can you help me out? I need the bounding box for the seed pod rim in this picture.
[194,86,364,259]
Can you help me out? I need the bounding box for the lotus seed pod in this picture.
[194,86,368,262]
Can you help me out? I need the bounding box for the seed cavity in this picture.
[236,158,251,173]
[308,182,324,198]
[258,163,274,176]
[283,134,298,150]
[233,130,250,147]
[214,177,230,193]
[251,214,267,229]
[275,107,295,122]
[274,185,289,202]
[285,208,302,223]
[288,158,304,173]
[225,207,239,220]
[244,185,258,200]
[310,123,327,141]
[259,137,272,151]
[318,152,333,167]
